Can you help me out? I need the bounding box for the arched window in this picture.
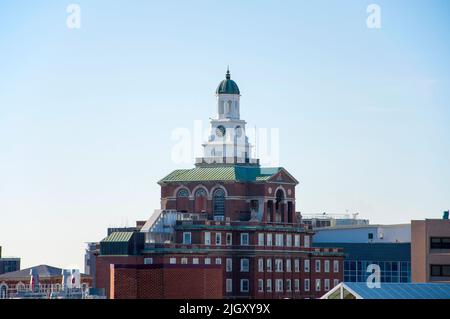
[213,188,225,220]
[177,189,189,198]
[16,283,25,292]
[219,101,224,115]
[227,100,232,113]
[275,189,285,223]
[194,188,207,213]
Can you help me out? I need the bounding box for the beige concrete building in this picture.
[411,216,450,282]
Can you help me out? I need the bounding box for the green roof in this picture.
[101,232,134,243]
[159,166,283,183]
[216,69,240,95]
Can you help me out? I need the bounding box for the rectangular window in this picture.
[169,258,176,264]
[193,258,199,265]
[286,259,292,272]
[215,258,222,265]
[294,259,300,272]
[294,279,300,292]
[286,234,292,247]
[315,279,321,292]
[204,258,211,265]
[275,234,284,246]
[266,279,272,292]
[181,258,188,264]
[258,258,264,272]
[226,279,232,292]
[240,279,249,292]
[304,235,310,248]
[240,258,249,272]
[324,279,330,291]
[241,233,249,246]
[258,233,264,246]
[304,279,310,292]
[226,258,233,272]
[430,237,450,250]
[431,265,450,277]
[258,279,264,292]
[304,259,310,272]
[216,233,222,245]
[204,232,211,245]
[315,260,321,273]
[286,279,292,292]
[183,232,192,245]
[144,258,153,265]
[324,260,330,273]
[267,233,273,246]
[275,279,283,292]
[266,259,273,272]
[333,279,340,287]
[275,259,283,272]
[294,235,301,247]
[333,260,339,273]
[226,233,232,246]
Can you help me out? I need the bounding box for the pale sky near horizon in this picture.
[1,0,449,270]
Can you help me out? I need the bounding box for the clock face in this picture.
[216,125,226,137]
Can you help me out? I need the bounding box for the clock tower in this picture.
[200,68,255,166]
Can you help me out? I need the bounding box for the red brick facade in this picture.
[110,264,223,299]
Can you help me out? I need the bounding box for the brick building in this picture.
[96,69,344,299]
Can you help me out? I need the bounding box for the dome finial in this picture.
[226,66,230,79]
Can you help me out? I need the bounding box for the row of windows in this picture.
[182,232,311,248]
[430,237,450,250]
[146,257,339,274]
[226,278,339,293]
[343,260,411,283]
[431,265,450,277]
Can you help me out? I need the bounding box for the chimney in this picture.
[443,211,449,220]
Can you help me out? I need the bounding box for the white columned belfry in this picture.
[200,68,256,166]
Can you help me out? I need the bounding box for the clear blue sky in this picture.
[1,0,449,269]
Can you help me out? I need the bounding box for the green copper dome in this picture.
[216,69,240,95]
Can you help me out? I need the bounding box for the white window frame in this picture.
[193,258,199,265]
[204,232,211,245]
[315,279,321,292]
[183,232,192,245]
[333,279,340,287]
[181,257,188,264]
[315,260,321,273]
[304,259,310,272]
[266,258,272,272]
[286,259,292,272]
[333,260,339,273]
[304,279,310,292]
[226,279,233,292]
[144,258,153,265]
[304,235,310,248]
[324,260,330,273]
[266,233,273,246]
[215,233,222,245]
[324,279,330,291]
[286,279,292,292]
[294,279,300,292]
[294,259,300,272]
[169,257,176,264]
[286,234,292,247]
[240,258,249,272]
[258,233,264,246]
[275,259,283,272]
[275,234,284,247]
[294,234,301,247]
[226,233,232,246]
[275,279,283,292]
[215,258,222,265]
[204,258,211,265]
[240,279,249,292]
[266,279,272,292]
[258,279,264,292]
[226,258,232,272]
[240,233,249,246]
[258,258,264,272]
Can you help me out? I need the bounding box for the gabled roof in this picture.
[0,264,88,279]
[158,166,298,184]
[322,282,450,299]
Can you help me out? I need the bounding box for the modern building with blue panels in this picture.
[314,242,411,283]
